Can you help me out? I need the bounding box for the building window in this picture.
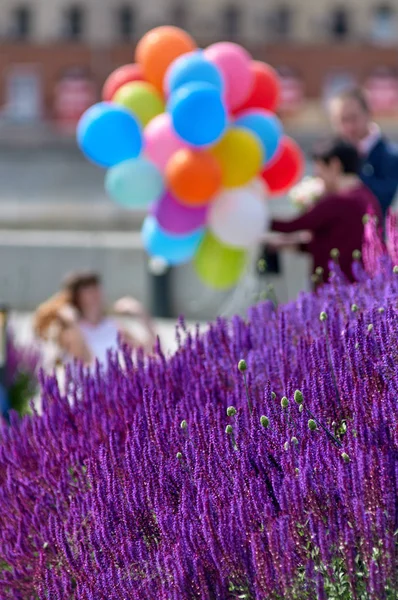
[371,4,396,45]
[117,6,135,40]
[330,7,349,39]
[223,5,240,39]
[273,5,292,38]
[11,6,32,40]
[170,4,187,29]
[64,5,85,40]
[5,66,43,121]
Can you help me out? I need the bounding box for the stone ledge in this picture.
[0,202,146,230]
[0,229,143,248]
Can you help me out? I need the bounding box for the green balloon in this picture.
[113,82,164,127]
[194,232,247,290]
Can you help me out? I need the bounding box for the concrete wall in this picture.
[0,142,311,321]
[0,229,310,320]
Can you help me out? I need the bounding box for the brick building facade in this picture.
[1,0,398,121]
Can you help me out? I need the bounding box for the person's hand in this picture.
[114,297,147,317]
[290,231,312,245]
[57,305,78,327]
[264,231,312,251]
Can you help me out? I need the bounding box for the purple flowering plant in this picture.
[1,217,398,599]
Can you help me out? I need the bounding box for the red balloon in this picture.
[233,61,280,115]
[102,64,144,102]
[261,137,304,196]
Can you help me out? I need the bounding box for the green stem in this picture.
[231,433,238,451]
[304,406,342,449]
[243,372,253,415]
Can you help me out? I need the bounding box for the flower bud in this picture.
[225,425,233,435]
[320,312,327,322]
[295,468,300,475]
[352,249,361,261]
[378,307,385,314]
[341,452,350,463]
[330,248,340,260]
[367,324,373,332]
[260,416,270,429]
[281,397,289,409]
[362,214,370,225]
[315,266,324,276]
[294,390,303,405]
[180,420,188,431]
[227,406,237,417]
[238,359,247,372]
[351,304,358,313]
[284,441,289,451]
[176,452,183,460]
[308,419,317,431]
[299,404,304,413]
[291,437,299,446]
[271,392,276,400]
[257,259,267,273]
[394,266,398,275]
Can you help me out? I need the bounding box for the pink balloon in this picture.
[152,190,208,235]
[144,113,185,172]
[204,42,253,111]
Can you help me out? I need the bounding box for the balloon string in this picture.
[218,246,269,318]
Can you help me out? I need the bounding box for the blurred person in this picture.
[34,272,156,367]
[329,87,398,217]
[269,138,382,284]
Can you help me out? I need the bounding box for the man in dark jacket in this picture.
[328,87,398,218]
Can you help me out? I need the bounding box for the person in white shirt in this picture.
[34,272,156,367]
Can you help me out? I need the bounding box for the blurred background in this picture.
[1,0,398,320]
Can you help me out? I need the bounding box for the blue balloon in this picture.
[105,158,163,209]
[234,110,283,165]
[142,216,204,265]
[168,83,227,148]
[77,102,142,168]
[166,51,224,96]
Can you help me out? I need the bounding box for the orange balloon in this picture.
[166,149,222,206]
[136,26,197,92]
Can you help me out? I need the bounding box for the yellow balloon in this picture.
[194,231,247,289]
[211,128,264,188]
[113,81,164,127]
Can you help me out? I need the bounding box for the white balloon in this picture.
[248,177,268,200]
[209,185,270,249]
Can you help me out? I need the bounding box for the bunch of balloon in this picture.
[77,26,305,290]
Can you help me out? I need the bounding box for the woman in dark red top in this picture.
[271,138,382,283]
